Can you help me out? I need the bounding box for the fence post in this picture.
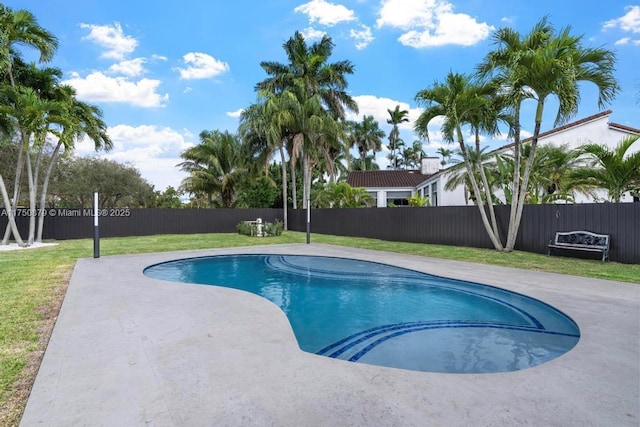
[93,192,100,258]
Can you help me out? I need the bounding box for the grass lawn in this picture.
[1,231,638,425]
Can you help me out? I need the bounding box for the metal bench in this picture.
[548,230,610,262]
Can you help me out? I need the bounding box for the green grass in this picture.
[1,231,638,425]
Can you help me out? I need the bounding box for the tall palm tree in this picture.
[256,32,357,208]
[351,154,380,171]
[571,136,640,202]
[0,84,65,244]
[36,90,111,242]
[386,105,409,169]
[400,140,425,169]
[0,6,58,245]
[350,115,384,168]
[415,72,505,250]
[257,31,358,117]
[436,147,454,167]
[179,130,245,208]
[478,16,619,250]
[239,98,291,228]
[283,84,340,207]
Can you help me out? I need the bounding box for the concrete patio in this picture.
[21,244,639,426]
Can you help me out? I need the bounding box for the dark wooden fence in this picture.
[0,208,282,240]
[288,204,640,264]
[1,204,637,263]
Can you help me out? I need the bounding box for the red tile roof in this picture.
[347,170,433,188]
[609,122,640,134]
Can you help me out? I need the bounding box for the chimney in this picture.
[420,157,439,175]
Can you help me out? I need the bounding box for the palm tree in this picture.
[256,32,357,208]
[436,147,454,167]
[478,16,619,250]
[532,144,584,203]
[0,84,66,244]
[239,98,291,228]
[351,154,380,171]
[0,7,58,245]
[350,115,385,168]
[415,72,505,250]
[445,146,497,204]
[179,130,245,208]
[36,90,111,242]
[0,5,58,87]
[386,105,409,169]
[400,140,425,169]
[313,182,374,208]
[570,136,640,202]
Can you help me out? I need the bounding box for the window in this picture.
[386,190,411,207]
[430,182,438,206]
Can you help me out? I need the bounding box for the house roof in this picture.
[346,170,432,188]
[493,110,614,152]
[609,122,640,134]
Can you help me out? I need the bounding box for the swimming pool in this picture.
[144,254,580,374]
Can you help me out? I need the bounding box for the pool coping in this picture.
[21,243,640,426]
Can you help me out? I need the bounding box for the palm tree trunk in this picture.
[290,158,298,210]
[457,130,504,250]
[506,101,543,251]
[302,153,309,209]
[475,130,500,241]
[279,146,288,230]
[26,150,37,245]
[505,102,522,251]
[37,141,63,242]
[2,134,27,245]
[0,174,25,246]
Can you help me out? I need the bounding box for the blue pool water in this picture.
[144,254,580,373]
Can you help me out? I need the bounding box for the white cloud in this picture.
[300,27,327,40]
[177,52,230,80]
[80,22,138,60]
[108,58,146,77]
[603,6,640,33]
[63,71,168,108]
[350,25,374,49]
[347,95,423,131]
[376,0,493,48]
[75,125,195,191]
[613,36,640,45]
[226,108,244,118]
[294,0,356,26]
[151,54,168,61]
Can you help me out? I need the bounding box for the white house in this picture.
[346,166,435,207]
[347,110,640,206]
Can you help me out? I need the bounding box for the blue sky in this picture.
[7,0,640,191]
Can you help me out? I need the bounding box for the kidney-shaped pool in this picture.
[144,254,580,374]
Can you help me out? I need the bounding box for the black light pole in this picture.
[93,192,100,258]
[306,196,310,244]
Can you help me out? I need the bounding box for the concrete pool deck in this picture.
[21,244,639,426]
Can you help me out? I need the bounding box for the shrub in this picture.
[236,219,283,237]
[236,221,254,236]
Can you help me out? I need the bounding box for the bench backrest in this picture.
[554,231,609,248]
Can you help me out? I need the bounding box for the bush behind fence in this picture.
[1,204,637,263]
